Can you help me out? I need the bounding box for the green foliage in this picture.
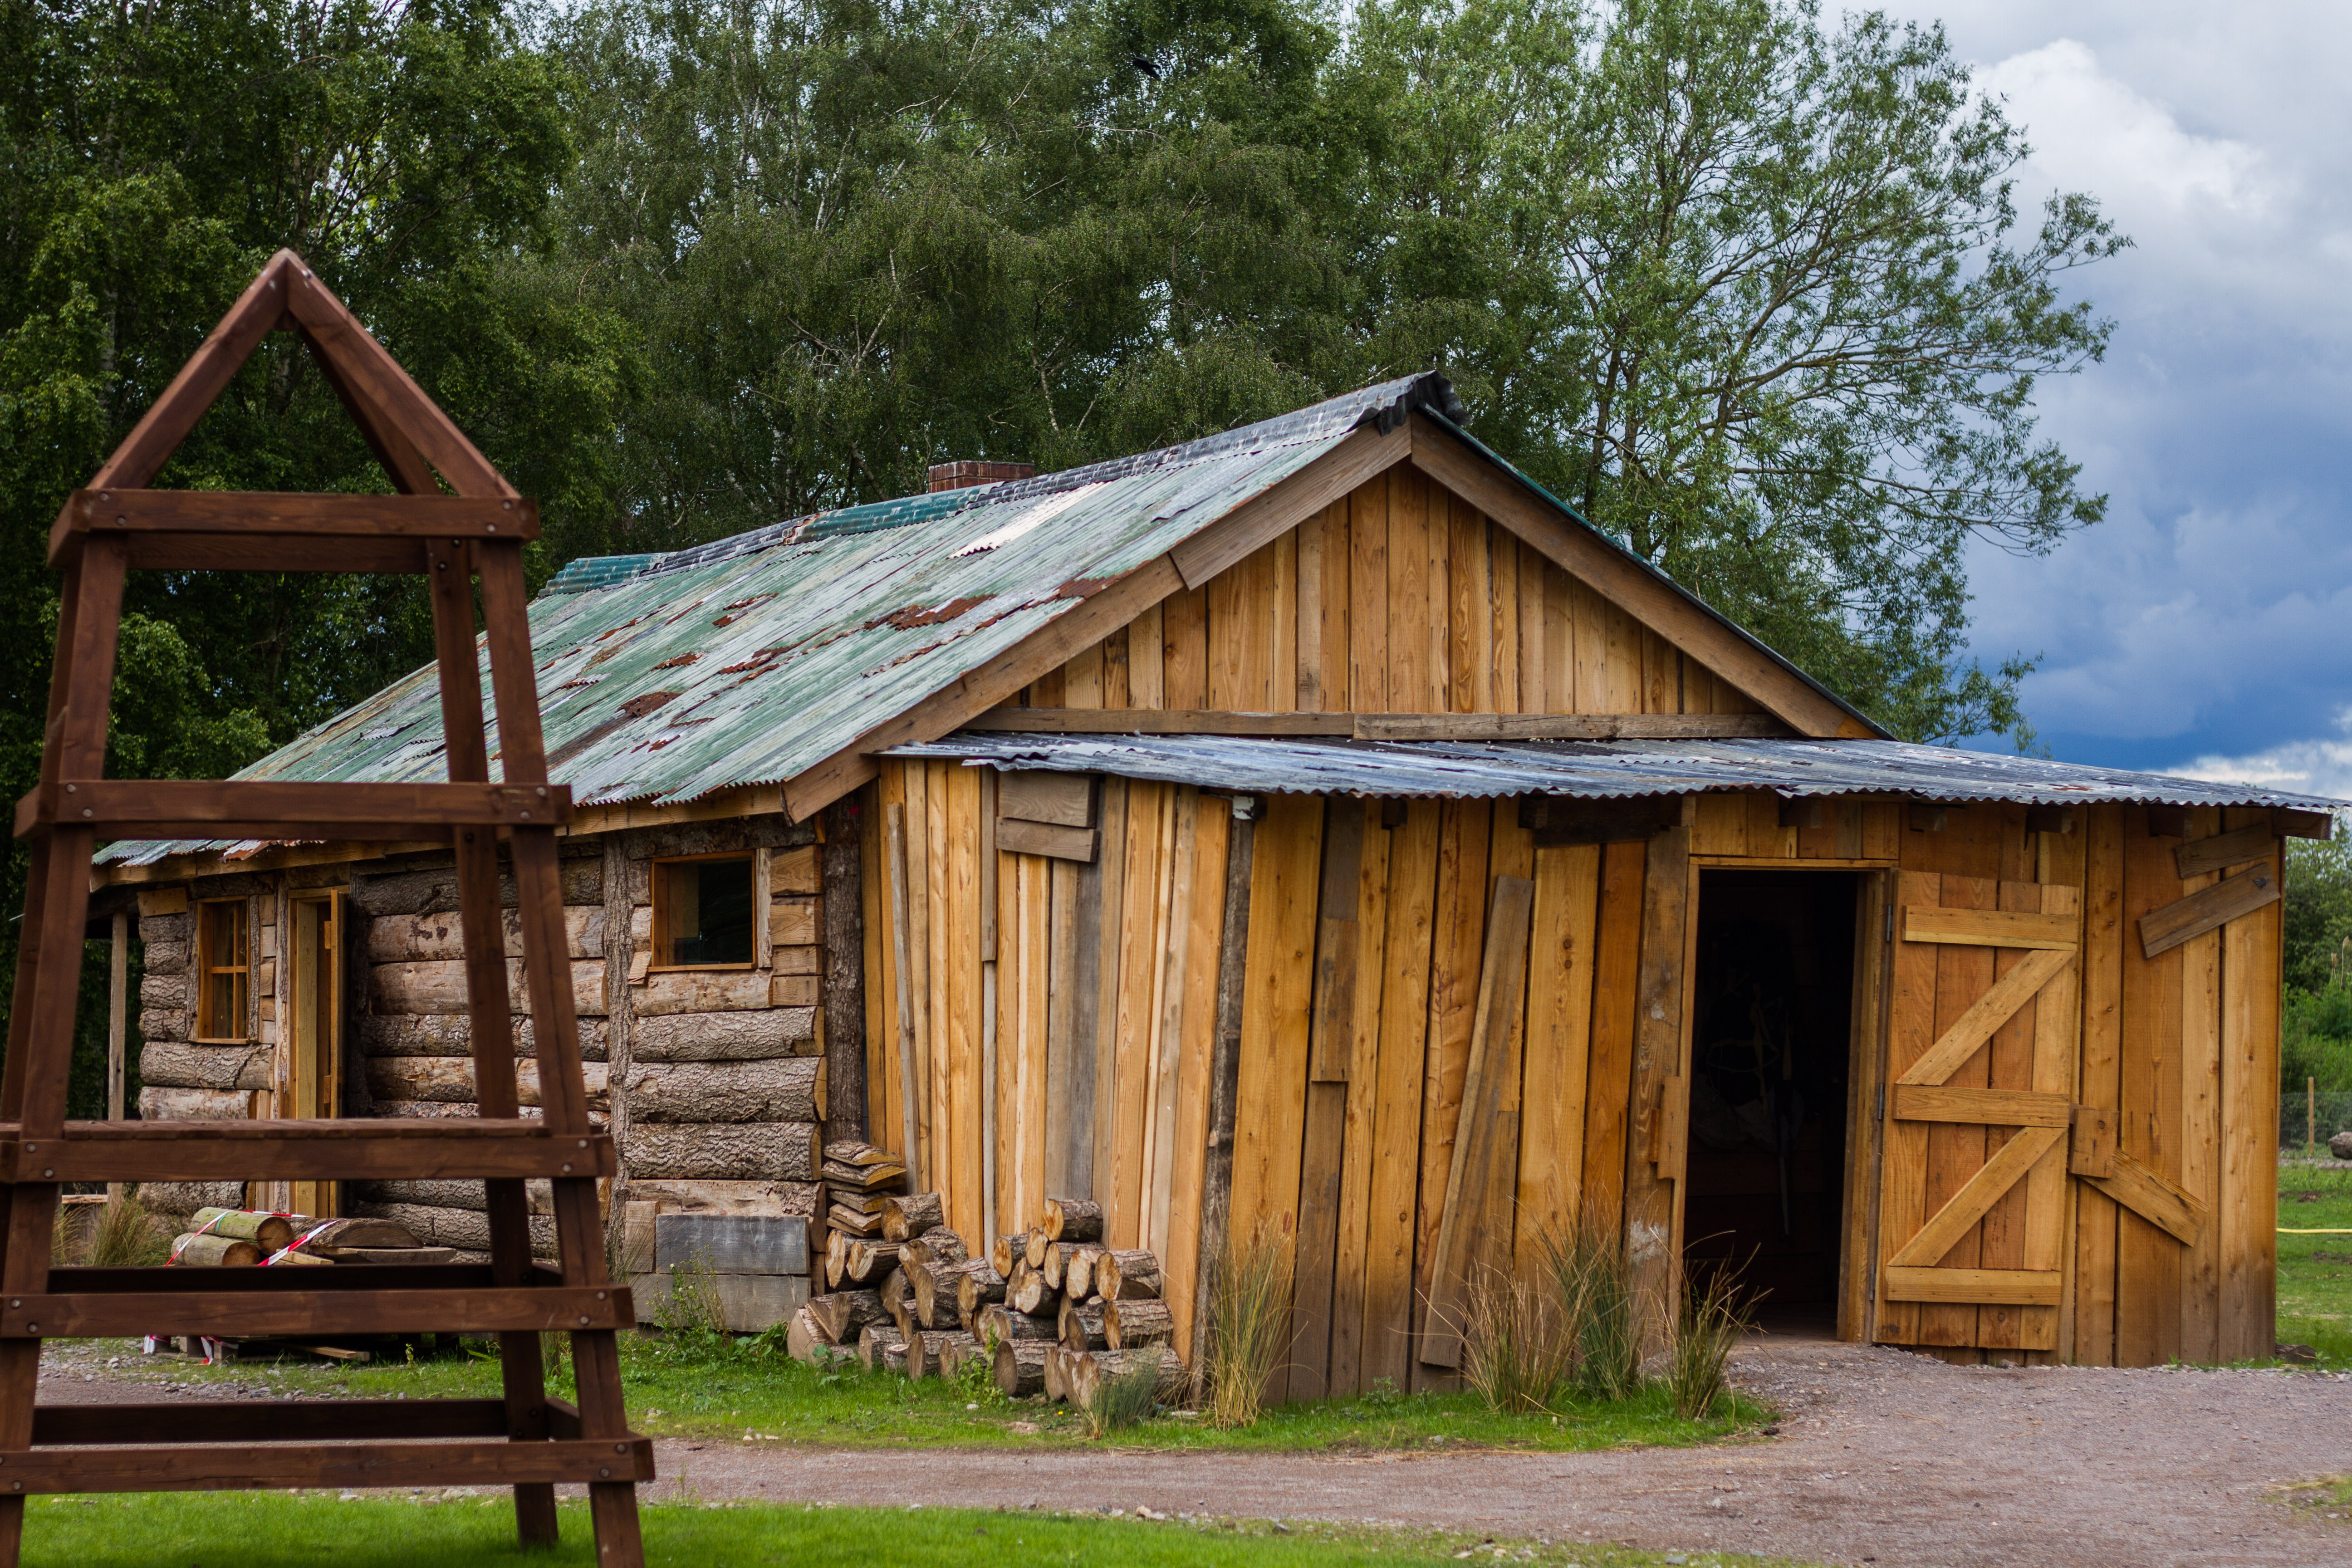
[2273,1160,2352,1372]
[1207,1223,1296,1428]
[2286,828,2352,995]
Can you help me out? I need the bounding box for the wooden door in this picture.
[1875,873,2078,1352]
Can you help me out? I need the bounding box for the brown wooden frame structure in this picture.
[0,251,646,1564]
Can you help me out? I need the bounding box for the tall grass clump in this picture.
[1539,1222,1641,1401]
[1205,1225,1293,1429]
[1079,1358,1164,1438]
[58,1192,169,1268]
[1459,1264,1575,1414]
[1666,1265,1752,1418]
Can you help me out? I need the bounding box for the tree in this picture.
[1346,0,2124,742]
[0,0,637,1084]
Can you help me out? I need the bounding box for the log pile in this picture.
[821,1141,907,1239]
[167,1209,453,1268]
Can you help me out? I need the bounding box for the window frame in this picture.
[193,897,251,1044]
[647,850,761,973]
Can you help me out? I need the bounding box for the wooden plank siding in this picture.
[864,766,2283,1387]
[1020,466,1771,719]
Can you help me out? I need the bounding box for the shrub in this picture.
[1459,1264,1574,1414]
[1079,1357,1163,1438]
[1666,1264,1751,1419]
[1539,1222,1642,1401]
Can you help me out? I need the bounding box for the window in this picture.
[651,853,756,969]
[194,898,250,1042]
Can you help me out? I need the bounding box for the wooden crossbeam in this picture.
[34,1397,517,1445]
[0,1121,610,1182]
[1901,905,2078,951]
[50,490,537,568]
[1883,1266,2062,1306]
[2084,1147,2209,1246]
[2138,867,2281,960]
[1887,1123,2064,1269]
[13,780,568,840]
[0,1437,653,1494]
[0,1286,632,1339]
[1890,1085,2072,1127]
[1893,947,2074,1087]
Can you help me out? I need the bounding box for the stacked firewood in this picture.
[985,1197,1182,1401]
[820,1141,908,1239]
[794,1193,1184,1404]
[168,1208,452,1268]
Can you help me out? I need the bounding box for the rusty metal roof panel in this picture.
[884,732,2348,811]
[98,375,1442,868]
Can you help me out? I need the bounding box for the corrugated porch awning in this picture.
[886,732,2347,814]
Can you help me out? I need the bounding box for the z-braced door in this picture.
[1873,872,2210,1356]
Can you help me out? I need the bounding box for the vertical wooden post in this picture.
[2309,1077,2318,1157]
[822,794,869,1148]
[887,803,922,1188]
[1188,801,1257,1391]
[107,911,127,1203]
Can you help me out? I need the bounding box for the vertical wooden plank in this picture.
[1518,843,1600,1269]
[1412,799,1491,1388]
[1044,857,1083,1199]
[1292,798,1367,1398]
[1271,529,1298,713]
[1189,813,1257,1387]
[1163,587,1208,710]
[1516,537,1546,713]
[1228,793,1323,1405]
[946,766,985,1242]
[866,766,897,1159]
[1348,476,1388,714]
[1543,564,1574,713]
[1491,528,1519,715]
[980,773,1000,1244]
[1296,510,1323,712]
[1641,630,1674,715]
[1975,879,2044,1354]
[902,764,934,1182]
[1110,783,1171,1249]
[1090,780,1131,1207]
[1127,604,1165,710]
[1580,840,1647,1250]
[1571,578,1609,715]
[925,764,954,1215]
[2038,816,2089,1364]
[1448,495,1490,714]
[1424,475,1451,713]
[1421,874,1536,1368]
[1063,642,1105,710]
[1839,872,1891,1343]
[2118,812,2184,1366]
[1104,625,1132,709]
[1207,554,1250,713]
[2217,813,2279,1364]
[1029,665,1066,708]
[1322,501,1352,711]
[1919,874,1994,1348]
[1017,854,1050,1231]
[1163,798,1230,1357]
[1602,602,1641,714]
[1689,794,1747,858]
[1875,869,1940,1346]
[1329,800,1392,1397]
[1360,799,1439,1391]
[2177,810,2223,1365]
[2075,807,2126,1365]
[1146,789,1201,1255]
[1622,824,1692,1352]
[1746,789,1796,860]
[1387,469,1429,718]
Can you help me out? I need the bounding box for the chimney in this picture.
[928,460,1035,494]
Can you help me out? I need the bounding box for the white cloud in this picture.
[2170,709,2352,803]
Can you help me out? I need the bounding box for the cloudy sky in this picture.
[1867,3,2352,797]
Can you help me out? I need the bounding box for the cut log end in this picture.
[1043,1196,1103,1244]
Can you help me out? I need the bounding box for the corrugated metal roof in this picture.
[101,375,1449,867]
[885,732,2350,811]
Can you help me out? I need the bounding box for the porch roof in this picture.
[885,731,2347,815]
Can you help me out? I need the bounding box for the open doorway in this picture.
[1683,870,1860,1338]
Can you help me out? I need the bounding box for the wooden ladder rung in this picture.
[2,1119,610,1182]
[0,1284,632,1340]
[14,779,569,840]
[50,490,537,569]
[35,1397,542,1445]
[0,1436,652,1494]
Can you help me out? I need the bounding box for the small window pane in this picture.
[662,858,754,966]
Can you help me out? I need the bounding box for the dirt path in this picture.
[34,1338,2352,1566]
[647,1341,2352,1568]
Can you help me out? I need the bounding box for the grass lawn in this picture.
[55,1330,1764,1454]
[21,1494,1814,1568]
[2274,1155,2352,1369]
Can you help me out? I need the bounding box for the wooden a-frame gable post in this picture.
[0,251,647,1566]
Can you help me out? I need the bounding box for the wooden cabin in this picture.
[101,373,2332,1376]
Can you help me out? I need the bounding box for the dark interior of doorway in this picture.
[1684,869,1859,1334]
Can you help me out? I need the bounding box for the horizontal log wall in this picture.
[1022,465,1767,719]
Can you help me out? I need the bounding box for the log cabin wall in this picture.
[1017,465,1769,719]
[125,816,832,1264]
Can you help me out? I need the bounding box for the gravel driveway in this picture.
[647,1339,2352,1568]
[36,1336,2352,1566]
